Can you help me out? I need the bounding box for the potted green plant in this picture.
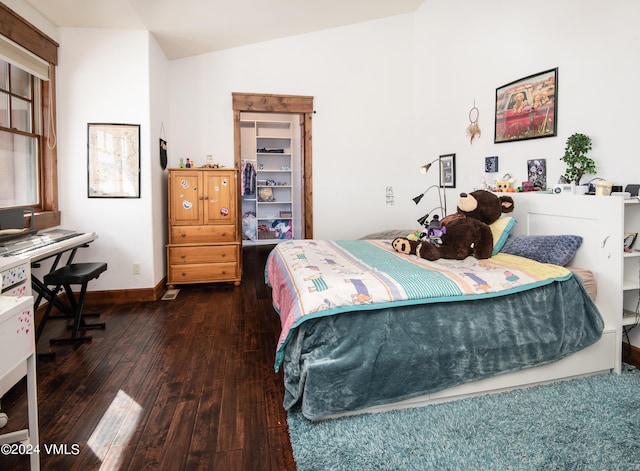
[560,133,596,185]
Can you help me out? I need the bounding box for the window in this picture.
[0,3,59,229]
[0,58,41,208]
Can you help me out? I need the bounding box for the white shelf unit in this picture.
[623,198,640,327]
[0,296,39,471]
[241,118,300,245]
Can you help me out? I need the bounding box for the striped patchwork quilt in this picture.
[266,239,572,370]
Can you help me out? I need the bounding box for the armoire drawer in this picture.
[168,262,239,283]
[169,245,238,264]
[171,225,236,244]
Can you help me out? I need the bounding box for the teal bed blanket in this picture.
[266,240,604,420]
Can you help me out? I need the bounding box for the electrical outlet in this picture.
[133,262,141,275]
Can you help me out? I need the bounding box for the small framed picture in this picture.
[485,156,499,173]
[439,153,456,188]
[527,158,547,190]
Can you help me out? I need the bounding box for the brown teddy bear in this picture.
[394,190,514,261]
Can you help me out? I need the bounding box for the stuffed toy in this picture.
[392,236,419,255]
[395,190,514,261]
[495,174,516,192]
[425,215,446,246]
[407,230,426,242]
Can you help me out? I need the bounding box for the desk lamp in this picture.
[412,158,447,226]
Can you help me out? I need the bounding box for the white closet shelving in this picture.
[240,117,301,245]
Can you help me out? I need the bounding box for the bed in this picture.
[266,194,621,420]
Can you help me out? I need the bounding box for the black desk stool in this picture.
[36,262,107,345]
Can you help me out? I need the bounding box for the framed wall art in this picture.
[527,158,547,190]
[88,123,141,198]
[485,155,499,173]
[494,67,558,143]
[439,153,456,188]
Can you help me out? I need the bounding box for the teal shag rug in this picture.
[287,366,640,470]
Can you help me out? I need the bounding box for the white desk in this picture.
[0,296,39,471]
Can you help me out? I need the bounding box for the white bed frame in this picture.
[331,193,622,418]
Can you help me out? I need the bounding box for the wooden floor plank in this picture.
[241,380,271,471]
[157,399,199,471]
[216,358,244,453]
[126,381,183,471]
[184,379,224,471]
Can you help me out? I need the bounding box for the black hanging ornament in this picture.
[159,122,168,170]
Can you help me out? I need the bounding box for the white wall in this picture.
[168,14,418,239]
[414,0,640,193]
[55,28,166,291]
[149,34,170,285]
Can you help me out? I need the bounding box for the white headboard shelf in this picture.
[507,192,628,371]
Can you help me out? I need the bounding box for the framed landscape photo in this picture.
[88,123,141,198]
[439,153,456,188]
[494,68,558,143]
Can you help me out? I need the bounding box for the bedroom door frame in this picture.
[232,92,314,239]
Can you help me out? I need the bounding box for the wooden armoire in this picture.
[166,168,241,287]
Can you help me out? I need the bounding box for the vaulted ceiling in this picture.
[24,0,425,60]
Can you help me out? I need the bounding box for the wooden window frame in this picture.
[0,3,60,229]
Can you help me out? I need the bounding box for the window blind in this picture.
[0,34,49,81]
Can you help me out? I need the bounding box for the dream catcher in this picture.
[466,101,481,144]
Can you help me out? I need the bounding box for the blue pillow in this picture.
[500,234,583,266]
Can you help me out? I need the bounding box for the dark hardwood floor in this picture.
[0,245,296,471]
